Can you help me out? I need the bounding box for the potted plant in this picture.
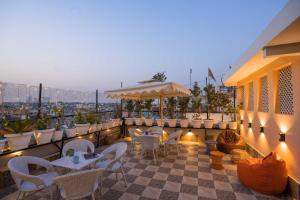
[144,99,154,126]
[74,111,90,135]
[226,102,239,130]
[191,82,202,128]
[52,106,64,141]
[125,100,134,125]
[203,83,217,128]
[192,113,202,128]
[134,100,144,126]
[111,104,122,127]
[216,92,231,129]
[165,97,177,127]
[178,96,190,128]
[3,119,35,151]
[34,115,54,145]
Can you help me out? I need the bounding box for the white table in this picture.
[51,151,103,171]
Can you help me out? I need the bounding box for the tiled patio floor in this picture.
[0,140,289,200]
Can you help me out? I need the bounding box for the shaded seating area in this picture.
[237,152,288,195]
[216,130,245,154]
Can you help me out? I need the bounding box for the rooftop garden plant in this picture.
[2,118,35,134]
[165,97,177,119]
[203,83,217,120]
[35,115,50,130]
[143,99,154,118]
[125,100,134,118]
[178,97,190,119]
[215,92,231,122]
[134,100,143,118]
[74,111,87,124]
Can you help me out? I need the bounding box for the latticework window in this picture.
[248,82,254,111]
[238,86,245,109]
[258,76,269,112]
[276,66,294,115]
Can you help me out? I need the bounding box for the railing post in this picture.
[96,89,99,113]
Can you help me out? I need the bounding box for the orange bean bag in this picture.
[237,152,288,195]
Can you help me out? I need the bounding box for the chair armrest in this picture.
[11,171,45,189]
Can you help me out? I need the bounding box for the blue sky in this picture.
[0,0,287,92]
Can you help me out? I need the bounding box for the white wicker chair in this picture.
[128,128,142,151]
[139,135,160,164]
[164,130,183,154]
[95,142,128,188]
[54,169,103,200]
[62,139,95,157]
[8,156,58,200]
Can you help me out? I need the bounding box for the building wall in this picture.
[237,56,300,183]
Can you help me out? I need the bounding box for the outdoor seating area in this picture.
[0,135,289,200]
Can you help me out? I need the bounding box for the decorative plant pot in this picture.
[144,118,154,126]
[52,130,63,141]
[192,120,202,128]
[89,124,98,133]
[34,128,55,145]
[5,132,34,151]
[219,121,227,130]
[0,139,7,153]
[65,128,77,138]
[125,118,134,126]
[180,119,189,128]
[134,118,144,126]
[156,119,165,127]
[75,124,90,135]
[167,119,177,127]
[204,119,214,129]
[229,121,238,130]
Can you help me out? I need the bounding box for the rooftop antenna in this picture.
[189,68,192,89]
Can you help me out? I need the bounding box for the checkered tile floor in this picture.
[1,141,290,200]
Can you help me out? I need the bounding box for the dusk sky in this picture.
[0,0,287,92]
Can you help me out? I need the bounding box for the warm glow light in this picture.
[280,142,287,149]
[89,135,93,139]
[280,126,288,134]
[78,136,83,139]
[13,151,23,157]
[187,130,193,136]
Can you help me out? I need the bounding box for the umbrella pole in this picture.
[160,96,163,127]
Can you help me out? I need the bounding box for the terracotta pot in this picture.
[180,119,189,128]
[167,119,177,127]
[219,121,227,130]
[34,128,55,145]
[192,120,202,128]
[5,132,34,151]
[144,118,154,126]
[229,121,238,130]
[204,119,214,129]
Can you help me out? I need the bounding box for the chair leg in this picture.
[16,191,23,200]
[120,166,128,187]
[91,193,95,200]
[115,172,119,182]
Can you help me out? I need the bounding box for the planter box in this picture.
[144,118,154,126]
[192,120,202,128]
[229,121,238,130]
[111,119,120,127]
[0,139,7,153]
[52,130,63,141]
[204,119,214,129]
[219,121,227,130]
[134,118,144,126]
[5,132,34,151]
[156,119,165,127]
[89,124,98,133]
[65,128,77,138]
[34,128,55,145]
[180,119,189,128]
[167,119,177,127]
[125,118,134,126]
[75,124,90,135]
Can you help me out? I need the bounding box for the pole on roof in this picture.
[37,83,42,118]
[206,77,209,119]
[233,86,236,121]
[96,89,99,113]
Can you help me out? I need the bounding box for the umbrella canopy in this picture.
[105,81,191,100]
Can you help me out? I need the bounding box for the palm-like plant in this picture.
[74,111,87,124]
[134,100,143,118]
[3,119,35,134]
[203,83,217,119]
[125,100,134,117]
[165,97,177,119]
[144,99,154,118]
[178,97,190,119]
[215,92,231,121]
[191,82,201,114]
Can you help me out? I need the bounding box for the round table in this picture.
[205,140,218,154]
[210,151,225,170]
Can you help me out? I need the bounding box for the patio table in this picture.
[51,151,103,171]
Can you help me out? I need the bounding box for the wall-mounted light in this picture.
[260,126,264,134]
[12,151,23,157]
[240,119,243,124]
[248,123,252,128]
[279,133,285,142]
[187,129,193,136]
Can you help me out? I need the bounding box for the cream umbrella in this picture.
[105,81,191,128]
